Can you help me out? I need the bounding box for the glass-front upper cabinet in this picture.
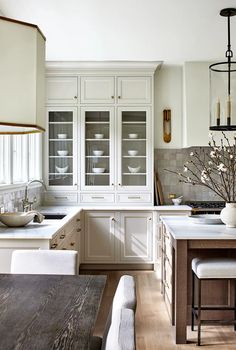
[46,107,78,189]
[81,107,114,190]
[117,107,151,191]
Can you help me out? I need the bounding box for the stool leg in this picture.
[197,278,202,346]
[191,271,195,331]
[234,280,236,331]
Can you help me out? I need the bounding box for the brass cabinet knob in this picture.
[111,95,114,99]
[74,96,77,99]
[149,217,152,221]
[51,243,58,249]
[76,218,80,222]
[77,228,81,232]
[70,242,75,247]
[60,234,65,239]
[118,96,121,99]
[111,217,115,221]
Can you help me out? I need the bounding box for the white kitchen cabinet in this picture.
[80,76,115,104]
[83,211,116,262]
[82,210,153,265]
[117,76,151,104]
[46,76,79,104]
[45,106,79,190]
[119,212,153,262]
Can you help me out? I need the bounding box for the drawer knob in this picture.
[76,218,80,222]
[77,228,81,232]
[111,217,115,221]
[70,242,75,246]
[149,217,152,221]
[74,96,77,99]
[51,243,58,249]
[60,234,65,239]
[118,95,121,99]
[111,95,114,99]
[62,248,67,250]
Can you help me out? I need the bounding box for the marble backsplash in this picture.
[0,187,42,212]
[154,148,222,204]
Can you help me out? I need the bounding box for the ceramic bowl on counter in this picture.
[128,150,138,156]
[94,133,104,139]
[57,134,67,139]
[55,165,69,173]
[57,150,68,156]
[93,150,104,156]
[92,167,105,173]
[128,165,141,173]
[0,212,36,227]
[128,133,138,139]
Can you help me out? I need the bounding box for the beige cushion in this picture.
[104,308,135,350]
[192,258,236,279]
[11,250,78,275]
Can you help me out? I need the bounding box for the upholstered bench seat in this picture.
[192,258,236,279]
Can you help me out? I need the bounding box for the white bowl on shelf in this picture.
[128,165,141,173]
[172,198,183,206]
[57,134,67,139]
[92,167,105,173]
[128,150,138,156]
[55,165,69,173]
[57,150,68,156]
[93,150,104,156]
[128,133,138,139]
[94,133,104,139]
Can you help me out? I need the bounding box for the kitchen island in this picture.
[161,216,236,344]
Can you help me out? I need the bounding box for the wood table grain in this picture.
[0,274,106,350]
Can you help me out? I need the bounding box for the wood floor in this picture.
[81,270,236,350]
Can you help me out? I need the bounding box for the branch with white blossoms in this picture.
[165,132,236,203]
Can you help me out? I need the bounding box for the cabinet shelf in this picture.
[49,156,73,158]
[86,156,109,158]
[85,122,109,124]
[122,139,146,141]
[49,139,73,141]
[122,122,146,124]
[49,122,73,124]
[49,173,73,175]
[123,173,146,175]
[86,139,109,141]
[86,173,110,175]
[122,156,146,158]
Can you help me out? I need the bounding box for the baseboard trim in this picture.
[80,263,154,271]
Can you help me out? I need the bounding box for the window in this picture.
[0,133,42,187]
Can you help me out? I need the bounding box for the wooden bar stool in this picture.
[191,258,236,346]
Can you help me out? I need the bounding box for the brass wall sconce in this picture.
[163,109,171,143]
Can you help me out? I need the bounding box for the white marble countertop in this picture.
[0,205,191,240]
[161,216,236,240]
[0,207,81,240]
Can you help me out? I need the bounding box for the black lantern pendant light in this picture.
[209,8,236,131]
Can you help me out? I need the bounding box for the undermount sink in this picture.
[43,213,66,220]
[0,212,36,227]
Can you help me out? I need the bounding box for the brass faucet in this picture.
[22,180,47,212]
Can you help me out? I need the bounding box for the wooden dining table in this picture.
[0,274,106,350]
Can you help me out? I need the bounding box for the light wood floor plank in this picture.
[81,270,236,349]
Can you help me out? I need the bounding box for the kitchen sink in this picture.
[43,214,66,220]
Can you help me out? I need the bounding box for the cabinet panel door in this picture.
[46,77,78,104]
[81,77,115,103]
[119,212,153,262]
[117,77,151,104]
[84,211,116,262]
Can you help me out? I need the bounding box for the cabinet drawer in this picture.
[44,192,78,204]
[117,193,152,204]
[80,193,115,203]
[50,229,66,250]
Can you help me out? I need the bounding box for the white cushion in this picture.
[192,258,236,279]
[112,275,137,315]
[11,250,78,275]
[101,275,136,350]
[104,308,135,350]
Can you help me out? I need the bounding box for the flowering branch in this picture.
[165,132,236,203]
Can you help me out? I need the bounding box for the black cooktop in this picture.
[185,201,225,209]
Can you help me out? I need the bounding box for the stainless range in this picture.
[185,201,225,214]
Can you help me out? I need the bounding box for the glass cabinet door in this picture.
[118,107,150,190]
[81,107,114,190]
[47,107,77,188]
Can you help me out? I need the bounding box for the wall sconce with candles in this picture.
[0,16,46,134]
[209,8,236,131]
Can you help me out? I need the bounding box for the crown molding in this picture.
[46,60,162,75]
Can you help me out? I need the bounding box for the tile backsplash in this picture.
[154,148,222,204]
[0,187,42,212]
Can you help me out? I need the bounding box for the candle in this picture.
[216,98,220,126]
[227,95,231,125]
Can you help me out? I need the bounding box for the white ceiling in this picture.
[0,0,236,63]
